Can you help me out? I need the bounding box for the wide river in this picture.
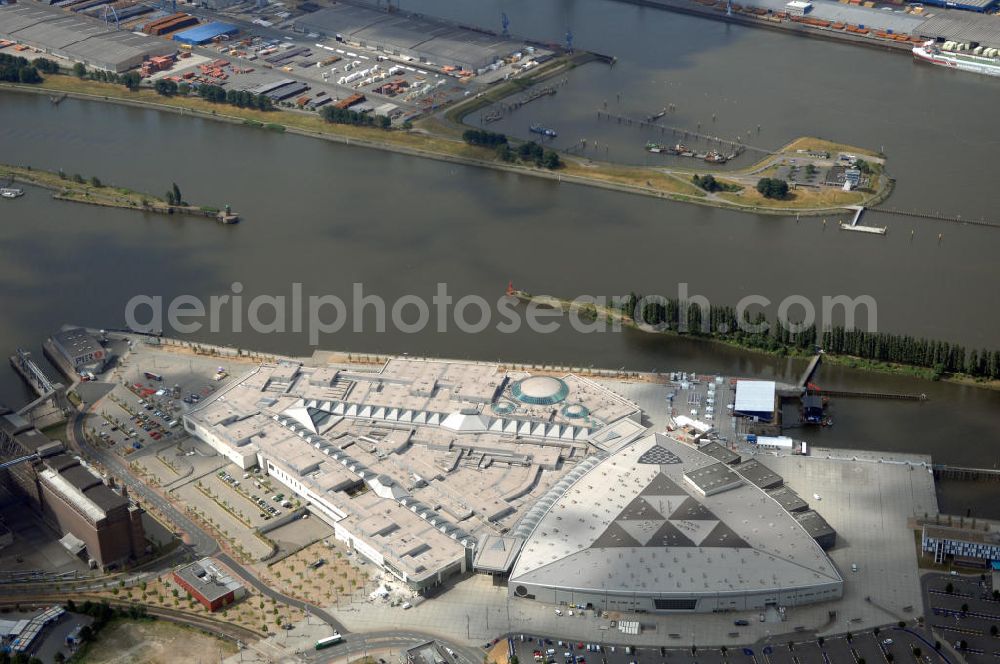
[0,0,997,513]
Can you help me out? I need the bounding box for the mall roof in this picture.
[698,441,741,465]
[509,434,841,596]
[473,535,524,573]
[735,459,784,490]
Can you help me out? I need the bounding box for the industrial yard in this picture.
[0,0,555,120]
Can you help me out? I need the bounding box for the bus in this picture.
[315,633,344,650]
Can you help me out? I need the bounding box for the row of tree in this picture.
[617,292,1000,379]
[72,63,142,90]
[462,128,508,148]
[194,83,275,111]
[692,174,740,193]
[319,105,391,129]
[0,53,46,84]
[462,130,562,169]
[495,140,561,170]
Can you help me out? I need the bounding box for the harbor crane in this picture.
[103,4,120,31]
[501,12,510,38]
[565,29,574,53]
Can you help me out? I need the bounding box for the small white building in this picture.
[786,0,813,14]
[754,435,795,451]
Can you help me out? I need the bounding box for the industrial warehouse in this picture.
[292,2,531,72]
[0,2,174,72]
[507,434,844,613]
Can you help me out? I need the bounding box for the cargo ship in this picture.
[912,40,1000,78]
[529,124,557,138]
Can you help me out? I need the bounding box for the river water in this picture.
[0,0,997,514]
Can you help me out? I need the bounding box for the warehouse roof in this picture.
[171,21,238,45]
[914,11,1000,47]
[734,380,776,414]
[293,3,521,69]
[175,558,243,602]
[0,3,174,71]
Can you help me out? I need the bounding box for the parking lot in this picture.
[85,350,238,456]
[500,623,952,664]
[922,572,999,662]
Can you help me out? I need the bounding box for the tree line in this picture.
[0,54,52,84]
[692,174,741,193]
[462,129,507,148]
[320,105,391,129]
[73,63,143,90]
[617,292,1000,379]
[193,83,274,111]
[462,129,562,169]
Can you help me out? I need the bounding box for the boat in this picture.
[529,124,557,138]
[704,150,728,164]
[0,187,24,199]
[646,108,666,122]
[912,40,1000,78]
[646,142,666,153]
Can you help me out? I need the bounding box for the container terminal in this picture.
[3,327,999,656]
[608,0,1000,60]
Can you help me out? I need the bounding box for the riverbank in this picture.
[514,291,1000,390]
[1,161,238,222]
[1,73,888,216]
[602,0,927,53]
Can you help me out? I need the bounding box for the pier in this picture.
[807,388,928,401]
[798,353,823,388]
[871,206,1000,229]
[596,109,771,156]
[480,79,567,124]
[840,206,887,235]
[9,349,60,399]
[932,465,1000,482]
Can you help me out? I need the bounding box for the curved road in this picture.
[68,412,345,632]
[307,630,485,664]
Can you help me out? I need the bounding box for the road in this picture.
[308,630,484,664]
[68,410,346,634]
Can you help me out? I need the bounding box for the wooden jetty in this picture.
[597,109,772,155]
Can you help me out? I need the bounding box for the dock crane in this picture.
[103,4,120,31]
[501,12,510,39]
[565,28,574,53]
